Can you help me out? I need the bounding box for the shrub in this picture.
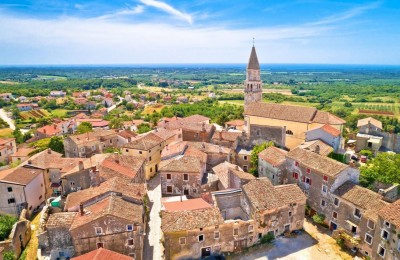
[260,232,275,244]
[0,215,18,241]
[336,238,345,248]
[312,213,326,224]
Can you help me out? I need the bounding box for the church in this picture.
[243,46,345,150]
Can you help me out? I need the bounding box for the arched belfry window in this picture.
[286,130,294,135]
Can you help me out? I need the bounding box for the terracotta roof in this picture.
[165,120,214,133]
[212,161,246,189]
[334,182,387,221]
[247,46,260,70]
[258,146,287,167]
[243,178,306,211]
[225,119,245,126]
[25,150,85,172]
[117,130,137,139]
[68,130,116,145]
[163,198,212,212]
[70,195,143,230]
[161,141,187,159]
[357,117,383,130]
[159,156,203,173]
[72,248,133,260]
[153,128,179,141]
[46,212,76,228]
[0,166,43,185]
[183,146,207,164]
[286,147,348,177]
[245,103,345,124]
[378,199,400,227]
[311,124,341,137]
[123,132,164,151]
[180,114,210,123]
[99,154,145,181]
[0,138,15,145]
[65,177,145,211]
[229,167,256,181]
[36,124,62,136]
[298,140,333,157]
[161,207,224,232]
[10,147,35,157]
[186,141,231,154]
[212,131,241,142]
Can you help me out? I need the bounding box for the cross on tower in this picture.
[253,37,255,46]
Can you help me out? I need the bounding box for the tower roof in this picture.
[247,46,260,70]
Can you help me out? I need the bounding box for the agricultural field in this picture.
[20,109,51,120]
[142,104,165,115]
[0,128,13,137]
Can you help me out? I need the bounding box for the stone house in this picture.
[241,178,307,238]
[160,156,206,197]
[305,124,343,152]
[97,154,146,184]
[0,165,46,217]
[17,103,38,111]
[76,119,110,130]
[212,161,254,190]
[70,195,145,259]
[122,132,165,180]
[211,130,241,148]
[34,124,63,141]
[258,146,287,185]
[153,128,183,145]
[64,130,119,158]
[161,199,255,260]
[225,119,245,131]
[186,142,232,171]
[116,130,137,147]
[358,117,383,134]
[372,199,400,260]
[50,90,66,97]
[331,182,389,257]
[297,139,334,157]
[0,138,16,164]
[9,147,35,164]
[285,147,359,218]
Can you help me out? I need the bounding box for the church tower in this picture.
[244,45,262,109]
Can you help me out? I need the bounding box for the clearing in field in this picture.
[20,109,51,120]
[143,104,165,115]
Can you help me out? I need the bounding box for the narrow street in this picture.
[144,175,163,260]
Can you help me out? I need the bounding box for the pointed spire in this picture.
[247,46,260,70]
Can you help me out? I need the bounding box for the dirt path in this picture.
[22,212,41,259]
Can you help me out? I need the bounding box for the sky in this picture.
[1,0,400,65]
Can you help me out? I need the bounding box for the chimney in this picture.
[219,131,222,141]
[115,158,120,164]
[53,124,57,129]
[91,165,97,172]
[43,129,47,134]
[28,160,32,165]
[47,148,51,154]
[235,165,239,170]
[78,161,84,171]
[202,122,206,132]
[314,145,320,154]
[79,203,84,216]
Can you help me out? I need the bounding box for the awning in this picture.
[368,138,381,144]
[345,219,358,227]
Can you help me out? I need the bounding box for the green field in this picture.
[51,109,69,118]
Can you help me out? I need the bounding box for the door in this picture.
[330,222,338,231]
[201,247,211,258]
[184,189,189,195]
[233,239,247,252]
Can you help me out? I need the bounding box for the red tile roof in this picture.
[225,119,245,126]
[72,248,133,260]
[378,199,400,227]
[36,124,62,136]
[163,198,212,212]
[318,124,341,137]
[258,146,287,167]
[99,154,145,181]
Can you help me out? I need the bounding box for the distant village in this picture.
[0,47,399,260]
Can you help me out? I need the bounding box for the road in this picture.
[0,108,16,130]
[107,97,123,113]
[143,175,163,260]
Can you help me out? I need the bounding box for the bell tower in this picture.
[244,44,262,109]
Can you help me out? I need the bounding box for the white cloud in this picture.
[139,0,193,24]
[95,5,145,20]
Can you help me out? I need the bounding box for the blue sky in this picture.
[0,0,399,65]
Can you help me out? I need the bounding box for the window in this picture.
[248,225,254,232]
[126,224,133,231]
[39,195,42,200]
[166,174,171,180]
[367,219,375,230]
[149,156,152,161]
[289,212,292,217]
[381,230,389,240]
[214,231,220,239]
[323,175,328,182]
[243,155,248,161]
[166,186,172,193]
[354,208,362,219]
[305,177,312,185]
[126,149,129,152]
[139,151,142,154]
[243,165,248,171]
[183,174,189,181]
[322,185,327,193]
[109,140,112,144]
[198,234,204,242]
[233,228,239,236]
[332,212,338,219]
[306,168,311,174]
[150,167,153,173]
[256,129,261,136]
[8,198,15,204]
[292,172,298,179]
[95,227,103,235]
[59,252,65,257]
[179,237,186,245]
[334,197,340,206]
[70,181,75,186]
[321,200,326,207]
[96,242,104,248]
[351,225,357,234]
[365,233,373,245]
[295,161,299,167]
[7,187,12,192]
[286,130,294,135]
[383,220,391,228]
[127,239,134,246]
[378,246,385,257]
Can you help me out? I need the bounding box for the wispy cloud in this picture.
[95,5,145,20]
[139,0,193,24]
[310,1,381,25]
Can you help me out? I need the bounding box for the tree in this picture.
[126,103,134,111]
[360,152,400,189]
[48,136,65,154]
[0,215,17,240]
[109,118,123,129]
[3,251,16,260]
[12,128,24,144]
[137,123,152,134]
[77,122,93,134]
[249,141,274,177]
